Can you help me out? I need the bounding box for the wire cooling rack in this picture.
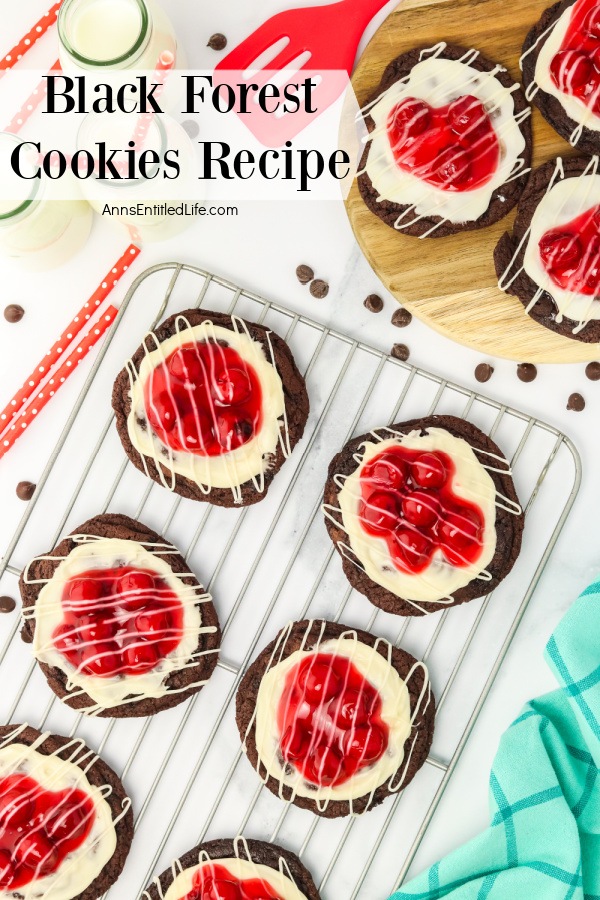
[0,263,581,900]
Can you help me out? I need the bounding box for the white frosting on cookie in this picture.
[0,743,116,900]
[253,636,413,804]
[534,2,600,136]
[30,538,209,711]
[163,858,308,900]
[363,51,528,227]
[523,172,600,321]
[335,430,498,606]
[126,319,287,499]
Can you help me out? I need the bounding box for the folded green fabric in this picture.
[389,581,600,900]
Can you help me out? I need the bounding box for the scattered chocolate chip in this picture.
[517,363,537,383]
[567,392,585,412]
[4,304,24,323]
[181,119,200,139]
[364,293,384,313]
[0,596,16,614]
[585,361,600,381]
[16,481,36,501]
[391,308,412,328]
[296,264,314,285]
[310,279,329,299]
[21,626,32,642]
[207,33,227,51]
[391,343,410,362]
[475,362,494,383]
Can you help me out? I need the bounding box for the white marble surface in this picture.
[0,0,599,893]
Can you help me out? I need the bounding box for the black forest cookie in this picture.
[357,42,532,238]
[521,0,600,155]
[0,723,133,900]
[112,309,309,507]
[20,513,220,717]
[144,837,320,900]
[236,620,434,818]
[495,155,600,341]
[323,416,524,616]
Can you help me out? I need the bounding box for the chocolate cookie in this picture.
[521,0,600,156]
[236,620,434,818]
[323,415,524,617]
[494,156,600,341]
[0,723,133,900]
[144,838,321,900]
[112,309,309,507]
[20,513,221,718]
[358,43,532,238]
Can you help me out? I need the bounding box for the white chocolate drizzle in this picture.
[358,43,530,236]
[242,621,431,815]
[323,427,521,614]
[24,536,218,715]
[125,316,291,505]
[0,725,131,900]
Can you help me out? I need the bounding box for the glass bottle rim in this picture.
[0,133,41,222]
[58,0,150,68]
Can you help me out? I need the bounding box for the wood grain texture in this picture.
[344,0,598,362]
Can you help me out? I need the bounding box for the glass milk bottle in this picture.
[57,0,186,73]
[0,134,93,271]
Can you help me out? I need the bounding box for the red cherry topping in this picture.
[386,93,499,192]
[188,865,284,900]
[539,206,600,295]
[144,341,263,458]
[67,578,102,612]
[359,446,485,574]
[549,0,600,110]
[0,774,95,890]
[52,565,184,679]
[276,653,389,787]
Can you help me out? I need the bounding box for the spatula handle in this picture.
[339,0,395,30]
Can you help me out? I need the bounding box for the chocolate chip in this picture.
[296,264,314,285]
[4,304,24,323]
[16,481,36,501]
[207,33,227,51]
[585,361,600,381]
[391,343,410,362]
[475,362,494,383]
[310,279,329,299]
[181,119,199,139]
[517,363,537,383]
[0,596,16,614]
[364,294,384,313]
[567,392,585,412]
[391,308,412,328]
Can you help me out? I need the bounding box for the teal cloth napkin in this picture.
[389,580,600,900]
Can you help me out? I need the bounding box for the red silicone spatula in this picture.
[214,0,392,147]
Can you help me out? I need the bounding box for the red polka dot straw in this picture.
[0,306,119,459]
[0,3,62,76]
[0,244,141,459]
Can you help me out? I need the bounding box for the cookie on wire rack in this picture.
[0,723,133,900]
[236,619,434,818]
[143,837,321,900]
[20,513,221,718]
[323,415,524,617]
[112,308,309,507]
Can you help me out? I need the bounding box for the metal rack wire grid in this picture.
[0,263,581,900]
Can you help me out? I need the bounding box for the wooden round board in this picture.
[345,0,599,363]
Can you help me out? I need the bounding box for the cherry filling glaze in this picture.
[549,0,600,113]
[386,94,500,191]
[358,447,485,574]
[52,566,184,679]
[539,204,600,295]
[0,773,95,890]
[185,864,284,900]
[276,652,389,787]
[144,340,264,457]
